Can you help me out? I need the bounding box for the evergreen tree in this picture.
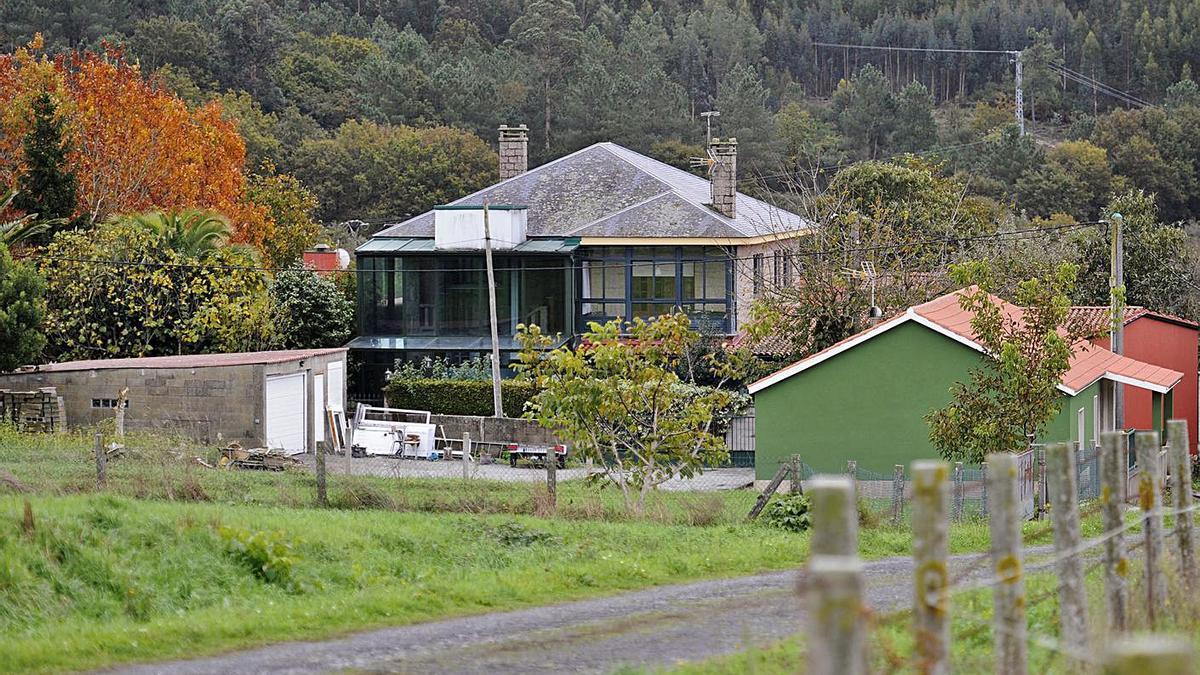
[13,90,77,241]
[893,81,937,153]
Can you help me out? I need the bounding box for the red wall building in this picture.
[1070,307,1199,453]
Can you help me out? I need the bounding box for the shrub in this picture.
[219,527,304,591]
[384,378,537,417]
[762,493,812,532]
[679,493,727,527]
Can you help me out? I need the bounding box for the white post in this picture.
[482,202,504,418]
[806,556,867,675]
[1045,442,1089,658]
[986,453,1027,675]
[809,476,858,556]
[462,431,472,480]
[911,460,950,675]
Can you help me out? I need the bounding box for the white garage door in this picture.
[265,373,306,454]
[327,360,345,410]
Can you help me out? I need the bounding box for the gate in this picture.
[724,415,755,468]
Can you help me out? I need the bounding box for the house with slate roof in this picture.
[748,288,1184,478]
[349,125,810,402]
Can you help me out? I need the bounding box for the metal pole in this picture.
[1013,51,1025,135]
[482,202,504,418]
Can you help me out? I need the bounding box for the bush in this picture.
[219,527,304,591]
[762,493,812,532]
[384,378,537,417]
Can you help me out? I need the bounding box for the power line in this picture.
[738,140,992,185]
[812,41,1017,56]
[18,221,1102,276]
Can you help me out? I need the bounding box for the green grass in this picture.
[0,426,1117,672]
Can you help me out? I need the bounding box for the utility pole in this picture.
[482,202,504,417]
[1013,50,1025,136]
[1109,212,1125,430]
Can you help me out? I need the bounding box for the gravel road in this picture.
[107,548,1038,675]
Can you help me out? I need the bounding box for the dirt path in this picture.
[107,548,1032,675]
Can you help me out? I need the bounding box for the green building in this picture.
[748,289,1183,478]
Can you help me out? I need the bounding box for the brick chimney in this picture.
[709,137,737,218]
[498,124,529,180]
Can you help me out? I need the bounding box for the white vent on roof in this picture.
[434,206,528,250]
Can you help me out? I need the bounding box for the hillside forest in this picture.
[3,0,1200,366]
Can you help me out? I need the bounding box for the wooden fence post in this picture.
[93,432,106,488]
[1135,431,1168,627]
[952,461,964,521]
[980,461,989,518]
[806,556,867,675]
[315,441,327,507]
[1167,420,1195,590]
[545,439,557,514]
[789,455,802,494]
[806,473,864,675]
[810,476,858,556]
[890,464,904,526]
[1045,442,1089,658]
[1101,635,1193,674]
[462,431,472,480]
[1034,446,1047,519]
[1099,431,1129,633]
[985,453,1027,675]
[911,460,950,675]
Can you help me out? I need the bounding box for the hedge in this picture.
[383,378,538,417]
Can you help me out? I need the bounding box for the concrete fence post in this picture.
[985,452,1027,675]
[806,556,867,675]
[315,440,327,507]
[806,474,865,675]
[1101,635,1193,675]
[890,464,904,526]
[1099,431,1129,633]
[462,432,472,480]
[1136,431,1168,627]
[845,459,857,492]
[809,476,858,556]
[1045,442,1089,659]
[1167,420,1195,590]
[911,460,950,675]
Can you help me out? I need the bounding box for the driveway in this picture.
[106,548,1026,675]
[300,454,755,491]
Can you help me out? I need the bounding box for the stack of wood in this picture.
[0,388,63,433]
[217,442,302,471]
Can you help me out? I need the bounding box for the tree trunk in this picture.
[543,78,551,152]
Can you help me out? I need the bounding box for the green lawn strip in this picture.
[0,493,808,672]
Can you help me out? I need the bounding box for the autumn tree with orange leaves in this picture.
[0,37,275,249]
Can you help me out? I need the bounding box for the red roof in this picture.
[10,348,347,373]
[1067,306,1199,338]
[749,287,1183,395]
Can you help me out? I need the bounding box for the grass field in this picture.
[0,426,1116,672]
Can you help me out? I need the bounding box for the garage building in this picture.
[0,349,347,454]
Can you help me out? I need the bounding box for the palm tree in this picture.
[125,209,233,258]
[0,188,51,247]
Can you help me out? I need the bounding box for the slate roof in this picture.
[8,348,347,373]
[749,288,1183,395]
[371,142,808,241]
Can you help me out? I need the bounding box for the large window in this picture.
[359,255,567,337]
[578,246,732,333]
